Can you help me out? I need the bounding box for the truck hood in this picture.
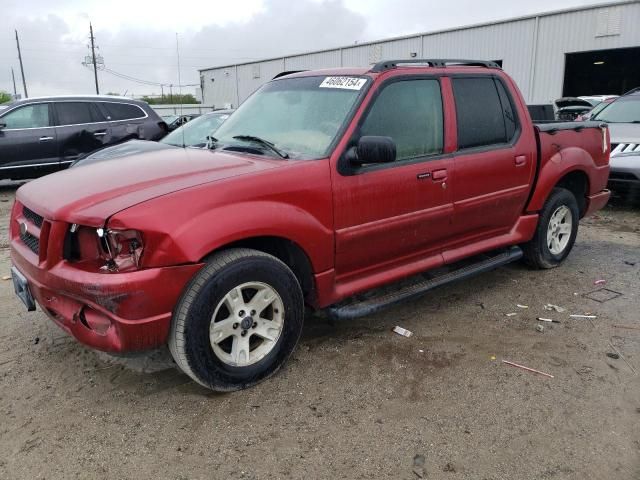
[17,148,285,225]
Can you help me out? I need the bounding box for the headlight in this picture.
[97,228,144,272]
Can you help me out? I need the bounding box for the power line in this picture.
[99,66,198,88]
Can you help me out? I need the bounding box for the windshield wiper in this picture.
[232,135,289,159]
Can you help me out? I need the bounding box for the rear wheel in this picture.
[522,187,579,269]
[169,248,304,391]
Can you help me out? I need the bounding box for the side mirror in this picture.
[0,122,6,130]
[350,136,396,165]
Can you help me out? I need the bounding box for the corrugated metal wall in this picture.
[200,1,640,107]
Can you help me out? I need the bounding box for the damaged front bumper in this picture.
[11,241,202,353]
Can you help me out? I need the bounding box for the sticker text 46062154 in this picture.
[319,77,367,90]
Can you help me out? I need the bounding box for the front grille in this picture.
[20,230,39,255]
[23,206,44,228]
[611,143,640,156]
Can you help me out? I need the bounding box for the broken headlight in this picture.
[97,228,143,272]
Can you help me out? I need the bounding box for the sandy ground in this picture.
[0,183,639,480]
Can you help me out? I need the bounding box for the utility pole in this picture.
[15,30,28,98]
[11,68,17,97]
[89,23,99,94]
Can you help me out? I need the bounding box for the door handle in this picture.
[93,131,107,137]
[431,169,447,181]
[515,155,527,166]
[39,136,54,142]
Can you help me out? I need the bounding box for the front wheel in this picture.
[522,187,579,269]
[169,248,304,391]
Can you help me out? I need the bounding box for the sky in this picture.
[1,0,609,98]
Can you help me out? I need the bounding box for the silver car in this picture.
[591,92,640,197]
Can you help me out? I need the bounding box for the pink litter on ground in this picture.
[594,279,606,285]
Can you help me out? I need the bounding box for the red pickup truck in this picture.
[10,60,610,391]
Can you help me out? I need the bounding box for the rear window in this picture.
[100,102,146,121]
[55,102,101,125]
[452,77,517,149]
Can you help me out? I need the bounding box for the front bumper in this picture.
[11,241,203,353]
[608,156,640,192]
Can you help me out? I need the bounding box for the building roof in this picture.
[199,0,636,73]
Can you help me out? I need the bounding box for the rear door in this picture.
[54,101,112,164]
[98,101,149,141]
[448,76,535,244]
[332,77,453,279]
[0,103,59,176]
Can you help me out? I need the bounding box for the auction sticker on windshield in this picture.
[319,77,367,90]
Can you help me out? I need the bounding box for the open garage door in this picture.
[563,47,640,97]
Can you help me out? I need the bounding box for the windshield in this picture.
[161,112,230,147]
[213,75,369,159]
[593,96,640,123]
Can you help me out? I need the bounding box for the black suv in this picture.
[0,96,167,179]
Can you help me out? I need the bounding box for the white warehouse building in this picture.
[199,0,640,108]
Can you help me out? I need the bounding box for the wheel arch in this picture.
[555,170,590,217]
[202,236,317,305]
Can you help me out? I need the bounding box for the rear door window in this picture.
[100,102,146,121]
[1,104,51,129]
[54,102,99,126]
[360,79,444,161]
[452,77,517,149]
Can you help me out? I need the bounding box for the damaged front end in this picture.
[64,224,143,273]
[10,202,203,352]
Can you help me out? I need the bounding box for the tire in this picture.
[522,187,579,269]
[169,248,304,391]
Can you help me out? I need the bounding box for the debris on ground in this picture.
[624,260,636,266]
[443,463,456,473]
[418,349,424,353]
[476,302,486,310]
[516,304,529,309]
[490,355,496,361]
[413,454,426,478]
[393,326,413,338]
[535,324,545,333]
[606,352,620,360]
[537,317,560,324]
[1,275,10,281]
[505,312,518,317]
[33,337,39,345]
[594,279,607,285]
[569,314,597,319]
[613,324,640,331]
[544,304,566,313]
[502,360,554,378]
[583,288,623,303]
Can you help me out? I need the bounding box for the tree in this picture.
[141,93,198,105]
[0,91,12,104]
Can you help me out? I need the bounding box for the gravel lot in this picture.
[0,183,639,480]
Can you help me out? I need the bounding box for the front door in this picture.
[332,77,454,281]
[0,103,59,177]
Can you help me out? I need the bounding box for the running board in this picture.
[327,246,523,320]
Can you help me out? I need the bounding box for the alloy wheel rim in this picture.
[546,205,572,255]
[209,281,284,367]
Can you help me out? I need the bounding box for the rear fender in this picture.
[526,146,603,213]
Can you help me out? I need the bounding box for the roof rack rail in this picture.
[369,59,501,73]
[622,86,640,96]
